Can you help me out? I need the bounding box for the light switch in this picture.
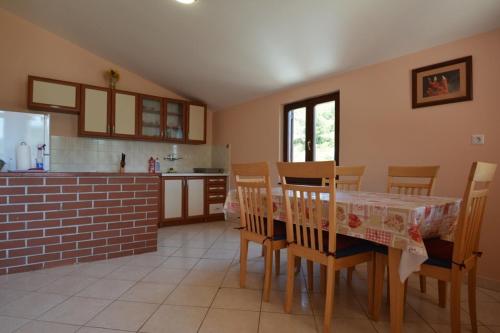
[471,134,485,145]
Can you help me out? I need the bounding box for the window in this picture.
[283,92,339,163]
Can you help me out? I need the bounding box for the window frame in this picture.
[283,91,340,164]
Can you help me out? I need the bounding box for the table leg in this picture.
[388,247,404,333]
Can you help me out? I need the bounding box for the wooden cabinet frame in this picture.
[164,98,187,143]
[79,85,112,137]
[111,90,139,139]
[28,75,81,114]
[138,94,165,141]
[186,102,207,144]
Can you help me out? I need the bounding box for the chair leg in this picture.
[239,237,249,288]
[438,280,447,308]
[347,266,354,286]
[367,259,374,316]
[284,248,296,313]
[263,240,273,302]
[307,260,314,291]
[294,257,301,273]
[320,265,326,293]
[450,268,463,333]
[468,267,478,333]
[372,253,386,321]
[323,256,336,333]
[274,249,281,276]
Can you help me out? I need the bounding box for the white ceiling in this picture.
[2,0,500,109]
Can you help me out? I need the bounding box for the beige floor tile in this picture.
[39,276,98,296]
[0,289,30,307]
[120,282,176,304]
[72,262,121,278]
[154,246,179,257]
[0,272,55,291]
[160,257,200,270]
[463,302,500,326]
[0,315,30,333]
[316,317,378,333]
[259,312,317,333]
[182,239,215,249]
[140,304,207,333]
[193,258,232,272]
[105,265,154,281]
[172,247,207,258]
[39,296,111,325]
[126,254,167,268]
[164,285,218,307]
[212,288,262,311]
[203,249,237,260]
[15,321,79,333]
[142,268,189,284]
[262,291,313,315]
[373,321,434,333]
[406,293,471,325]
[431,323,493,333]
[88,300,158,331]
[77,328,130,333]
[158,239,185,247]
[309,290,366,318]
[222,270,264,290]
[487,326,500,332]
[76,279,135,300]
[199,308,259,333]
[180,270,226,287]
[210,240,240,250]
[0,292,67,319]
[480,288,500,302]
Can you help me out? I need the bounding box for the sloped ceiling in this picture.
[1,0,500,109]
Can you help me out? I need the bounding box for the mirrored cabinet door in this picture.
[140,95,163,139]
[165,99,186,142]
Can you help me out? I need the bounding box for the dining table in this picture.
[224,187,462,333]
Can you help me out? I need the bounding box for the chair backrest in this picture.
[453,161,497,264]
[277,161,336,254]
[387,165,440,195]
[322,165,366,191]
[232,162,274,237]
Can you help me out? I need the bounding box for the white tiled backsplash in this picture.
[50,136,230,173]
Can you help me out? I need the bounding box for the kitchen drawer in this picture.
[207,185,226,193]
[207,193,226,202]
[207,177,226,184]
[208,203,224,215]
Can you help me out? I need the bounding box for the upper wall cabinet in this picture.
[139,95,164,140]
[28,76,80,113]
[165,99,186,143]
[187,103,206,144]
[112,91,138,138]
[79,85,111,137]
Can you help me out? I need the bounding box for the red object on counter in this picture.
[148,157,155,174]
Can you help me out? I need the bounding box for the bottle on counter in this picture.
[154,157,160,173]
[148,157,155,174]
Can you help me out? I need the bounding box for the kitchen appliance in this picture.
[193,167,224,173]
[0,110,50,171]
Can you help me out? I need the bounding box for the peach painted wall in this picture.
[214,29,500,286]
[0,8,213,143]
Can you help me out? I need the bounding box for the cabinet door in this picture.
[139,95,163,140]
[28,76,80,113]
[186,178,205,219]
[79,85,111,136]
[187,103,206,144]
[112,91,138,137]
[165,99,186,143]
[163,178,184,221]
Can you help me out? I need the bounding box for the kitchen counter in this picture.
[161,173,229,177]
[0,172,161,177]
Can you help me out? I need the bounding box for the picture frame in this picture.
[412,56,472,109]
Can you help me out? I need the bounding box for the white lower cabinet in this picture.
[163,178,184,220]
[161,176,206,225]
[186,178,205,218]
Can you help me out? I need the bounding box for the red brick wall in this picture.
[0,174,159,275]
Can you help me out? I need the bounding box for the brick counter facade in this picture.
[0,174,159,275]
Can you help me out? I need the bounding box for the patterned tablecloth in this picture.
[224,188,461,280]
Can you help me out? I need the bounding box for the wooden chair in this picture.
[387,165,440,294]
[232,162,287,302]
[317,166,366,287]
[277,161,374,333]
[373,161,497,333]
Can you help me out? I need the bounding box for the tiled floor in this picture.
[1,220,500,332]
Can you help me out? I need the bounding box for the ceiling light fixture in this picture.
[175,0,197,4]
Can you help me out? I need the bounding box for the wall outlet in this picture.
[471,134,485,145]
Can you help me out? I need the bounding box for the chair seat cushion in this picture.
[423,238,454,268]
[271,220,287,241]
[335,234,374,258]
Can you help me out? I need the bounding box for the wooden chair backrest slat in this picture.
[453,162,497,263]
[232,162,274,237]
[387,165,440,196]
[322,165,366,191]
[277,161,336,254]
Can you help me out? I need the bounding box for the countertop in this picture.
[161,173,229,177]
[0,172,161,177]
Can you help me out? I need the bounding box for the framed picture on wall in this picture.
[412,56,472,109]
